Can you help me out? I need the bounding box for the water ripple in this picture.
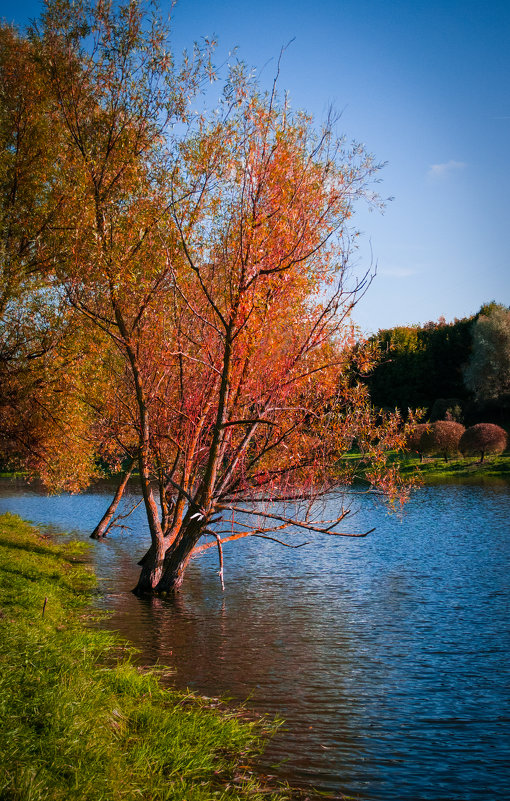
[0,480,508,800]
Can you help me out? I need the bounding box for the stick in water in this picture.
[213,534,225,592]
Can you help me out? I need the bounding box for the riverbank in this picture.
[3,451,510,493]
[397,453,510,483]
[0,513,309,801]
[338,451,510,486]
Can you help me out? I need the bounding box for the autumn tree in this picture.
[0,24,60,317]
[126,88,415,593]
[0,24,53,465]
[459,423,507,462]
[3,0,413,594]
[0,24,110,488]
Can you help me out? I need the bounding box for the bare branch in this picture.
[250,533,308,548]
[192,526,308,555]
[212,532,225,591]
[220,418,278,428]
[217,504,370,536]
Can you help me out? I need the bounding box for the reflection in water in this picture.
[0,478,508,800]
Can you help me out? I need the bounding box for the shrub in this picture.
[459,423,508,462]
[420,420,465,462]
[429,398,464,423]
[406,423,429,461]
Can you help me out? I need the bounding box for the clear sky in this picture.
[2,0,509,333]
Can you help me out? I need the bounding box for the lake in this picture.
[0,478,508,800]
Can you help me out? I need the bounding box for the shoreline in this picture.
[2,458,510,493]
[337,452,510,487]
[397,453,510,484]
[0,512,331,801]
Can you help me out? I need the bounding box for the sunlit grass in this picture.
[396,452,510,482]
[0,513,301,801]
[340,450,510,484]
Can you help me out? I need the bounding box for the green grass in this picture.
[0,471,28,479]
[396,453,510,483]
[0,513,310,801]
[339,450,510,485]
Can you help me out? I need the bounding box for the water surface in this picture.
[0,479,508,800]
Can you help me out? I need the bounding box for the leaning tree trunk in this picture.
[90,458,135,539]
[133,322,236,596]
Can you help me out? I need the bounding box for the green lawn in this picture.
[0,513,311,801]
[396,452,510,483]
[339,449,510,485]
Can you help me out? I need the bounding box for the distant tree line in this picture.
[365,302,510,425]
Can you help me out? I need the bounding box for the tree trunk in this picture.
[90,458,135,539]
[132,450,167,594]
[132,538,168,595]
[156,535,199,594]
[111,299,166,591]
[133,520,202,595]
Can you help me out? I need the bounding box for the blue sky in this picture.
[2,0,509,333]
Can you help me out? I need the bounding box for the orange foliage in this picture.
[1,0,413,593]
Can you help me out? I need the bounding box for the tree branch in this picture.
[217,504,370,536]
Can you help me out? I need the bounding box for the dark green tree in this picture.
[463,304,510,409]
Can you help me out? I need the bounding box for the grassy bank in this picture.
[397,453,510,483]
[0,513,301,801]
[339,450,510,485]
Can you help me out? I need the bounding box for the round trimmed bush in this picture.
[406,423,429,461]
[459,423,508,462]
[420,420,465,462]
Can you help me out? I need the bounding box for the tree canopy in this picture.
[420,420,465,462]
[463,304,510,409]
[365,316,474,413]
[365,303,510,425]
[0,0,413,594]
